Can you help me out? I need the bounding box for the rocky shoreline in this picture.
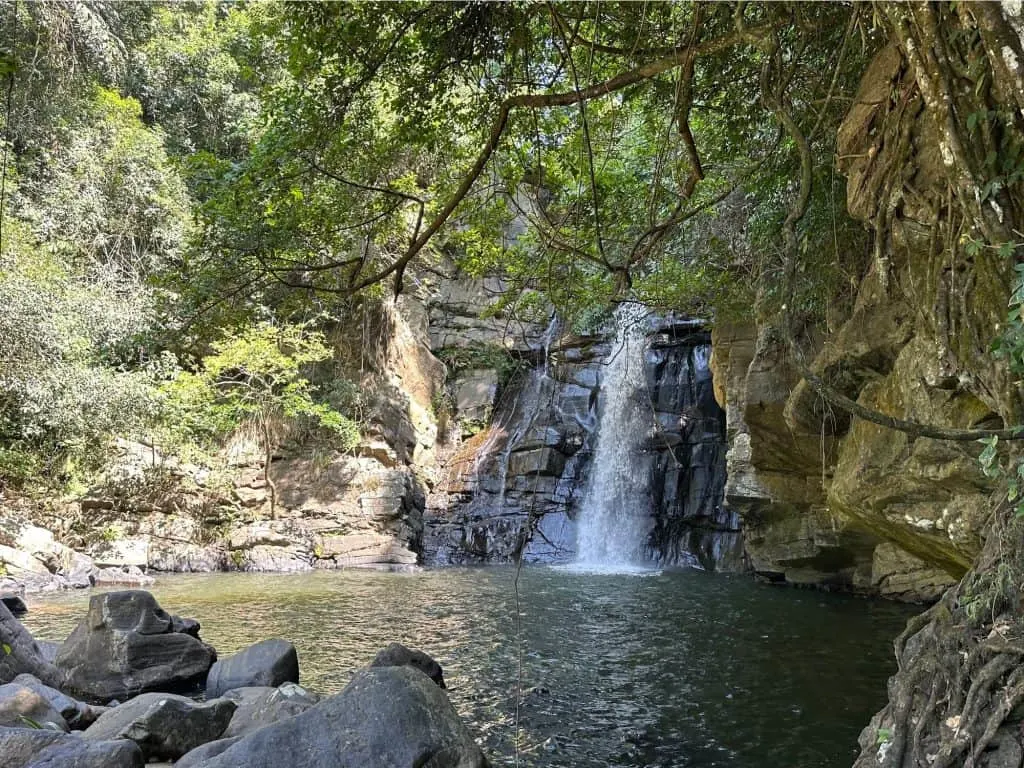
[0,589,487,767]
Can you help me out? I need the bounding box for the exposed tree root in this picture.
[854,512,1024,768]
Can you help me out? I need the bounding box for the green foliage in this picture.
[23,86,191,278]
[0,225,164,487]
[126,2,272,159]
[159,322,360,455]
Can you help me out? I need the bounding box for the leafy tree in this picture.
[160,322,359,518]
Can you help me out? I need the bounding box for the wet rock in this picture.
[221,683,319,738]
[370,642,446,689]
[54,590,216,701]
[170,615,201,638]
[0,727,144,767]
[206,639,299,698]
[83,692,236,761]
[11,674,101,729]
[0,682,69,731]
[200,666,487,768]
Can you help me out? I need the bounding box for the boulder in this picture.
[200,666,487,768]
[83,692,236,761]
[54,590,216,701]
[0,727,143,767]
[174,736,243,768]
[0,600,66,689]
[221,683,319,738]
[0,682,69,731]
[370,642,446,689]
[206,639,299,698]
[10,674,100,729]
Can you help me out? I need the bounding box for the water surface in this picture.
[22,567,913,768]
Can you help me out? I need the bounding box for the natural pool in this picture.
[21,567,914,768]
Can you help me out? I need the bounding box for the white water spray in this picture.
[575,303,654,569]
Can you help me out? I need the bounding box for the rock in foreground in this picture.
[201,666,487,768]
[54,590,216,701]
[205,639,298,698]
[0,727,143,768]
[83,692,236,760]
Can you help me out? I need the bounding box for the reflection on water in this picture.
[21,567,914,768]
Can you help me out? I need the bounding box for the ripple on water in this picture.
[20,567,915,768]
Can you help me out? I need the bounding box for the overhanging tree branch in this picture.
[340,22,780,297]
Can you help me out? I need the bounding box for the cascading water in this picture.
[575,303,655,569]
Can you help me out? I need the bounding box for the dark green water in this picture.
[21,567,914,768]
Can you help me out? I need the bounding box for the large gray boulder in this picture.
[11,673,102,729]
[370,642,446,689]
[206,639,298,698]
[0,728,143,767]
[221,683,319,738]
[83,692,236,760]
[201,666,488,768]
[0,682,69,731]
[54,591,216,701]
[0,600,66,689]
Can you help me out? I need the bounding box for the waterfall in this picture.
[575,303,654,569]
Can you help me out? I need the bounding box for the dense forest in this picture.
[2,2,1024,767]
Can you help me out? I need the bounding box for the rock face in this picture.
[200,666,487,768]
[0,728,144,768]
[54,590,216,701]
[205,639,299,698]
[706,32,1011,601]
[83,692,236,760]
[370,643,446,689]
